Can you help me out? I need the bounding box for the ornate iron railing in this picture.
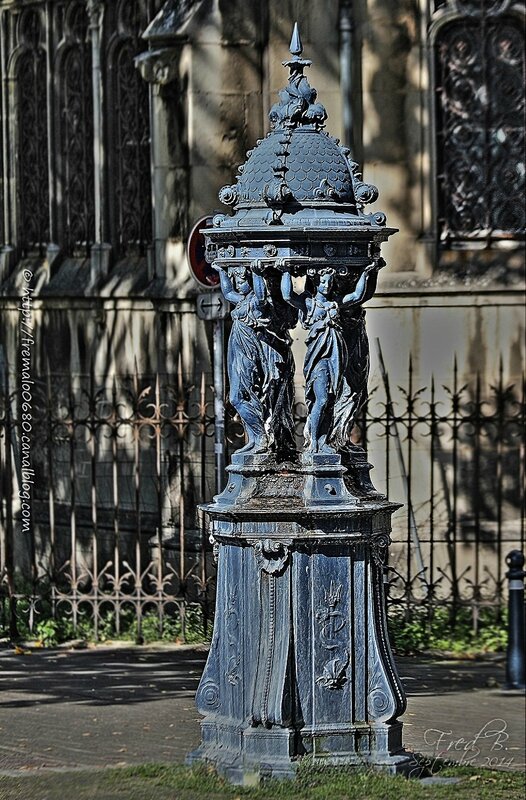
[0,357,524,640]
[359,358,525,627]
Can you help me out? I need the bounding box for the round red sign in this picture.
[187,215,220,289]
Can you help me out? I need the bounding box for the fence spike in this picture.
[133,357,139,395]
[155,371,161,412]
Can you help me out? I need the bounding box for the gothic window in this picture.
[108,0,152,257]
[17,9,49,254]
[61,4,95,256]
[435,5,525,241]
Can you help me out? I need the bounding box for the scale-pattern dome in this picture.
[236,130,355,204]
[217,23,379,215]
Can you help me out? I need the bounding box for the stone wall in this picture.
[0,0,523,385]
[0,0,523,551]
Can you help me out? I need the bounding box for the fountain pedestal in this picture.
[187,464,414,781]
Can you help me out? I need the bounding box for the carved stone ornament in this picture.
[218,185,238,206]
[86,0,104,27]
[209,533,219,564]
[142,0,208,42]
[135,48,180,85]
[315,580,350,689]
[198,679,220,709]
[345,156,379,208]
[371,532,391,566]
[316,650,350,690]
[314,178,340,200]
[268,23,327,131]
[367,662,393,719]
[226,588,241,686]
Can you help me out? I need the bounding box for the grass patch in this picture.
[4,600,210,647]
[388,606,507,656]
[0,763,523,800]
[4,588,507,657]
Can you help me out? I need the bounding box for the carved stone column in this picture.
[188,24,414,783]
[0,6,14,282]
[44,4,60,273]
[87,0,111,287]
[136,3,188,281]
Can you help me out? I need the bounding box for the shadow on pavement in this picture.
[0,645,523,775]
[0,645,207,710]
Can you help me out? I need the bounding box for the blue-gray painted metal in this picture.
[504,550,525,691]
[187,24,414,782]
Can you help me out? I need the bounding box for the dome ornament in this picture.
[269,22,327,131]
[282,21,312,70]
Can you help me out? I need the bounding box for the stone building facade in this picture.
[0,0,523,388]
[0,0,524,617]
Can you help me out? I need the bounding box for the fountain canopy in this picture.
[204,22,396,272]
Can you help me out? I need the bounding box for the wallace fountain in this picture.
[188,23,414,783]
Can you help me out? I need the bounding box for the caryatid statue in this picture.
[217,263,297,459]
[281,259,384,454]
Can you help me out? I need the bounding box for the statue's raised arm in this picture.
[218,266,245,305]
[342,258,384,306]
[281,271,309,316]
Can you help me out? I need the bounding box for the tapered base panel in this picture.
[188,489,414,783]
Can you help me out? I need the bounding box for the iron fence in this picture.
[0,355,524,641]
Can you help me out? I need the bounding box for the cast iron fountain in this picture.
[187,23,413,783]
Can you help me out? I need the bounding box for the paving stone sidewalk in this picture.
[0,644,524,776]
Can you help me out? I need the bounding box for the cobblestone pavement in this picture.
[0,644,523,775]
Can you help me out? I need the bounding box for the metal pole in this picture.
[87,0,110,283]
[0,9,11,246]
[213,318,225,495]
[505,550,525,691]
[339,0,354,153]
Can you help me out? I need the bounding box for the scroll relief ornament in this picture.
[252,539,291,575]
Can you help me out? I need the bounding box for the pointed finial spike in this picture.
[289,21,303,56]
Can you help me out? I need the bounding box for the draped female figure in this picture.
[281,262,381,453]
[219,265,296,457]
